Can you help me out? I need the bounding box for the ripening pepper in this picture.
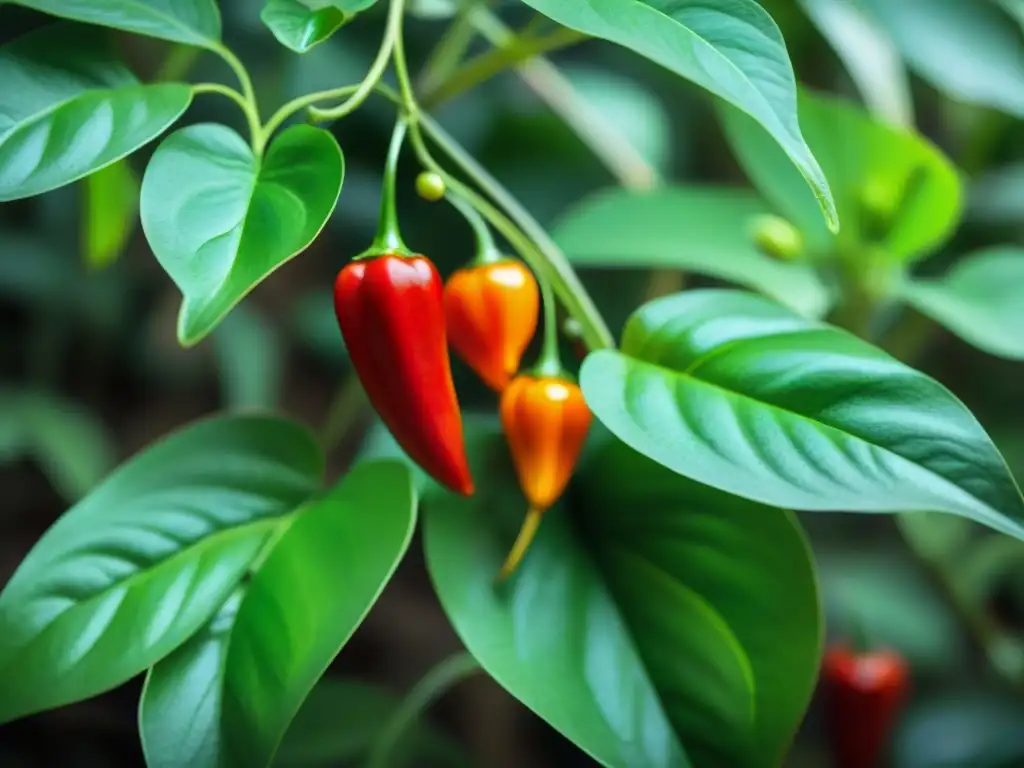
[333,119,473,496]
[822,644,909,768]
[497,371,591,579]
[444,259,539,392]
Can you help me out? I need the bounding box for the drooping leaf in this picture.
[580,289,1024,540]
[0,24,192,202]
[140,123,344,345]
[260,0,358,53]
[211,303,285,410]
[798,0,913,126]
[0,415,323,725]
[276,678,471,767]
[720,89,961,262]
[424,422,821,767]
[898,247,1024,360]
[140,461,416,768]
[514,0,837,230]
[82,159,139,270]
[551,186,831,318]
[10,0,222,47]
[856,0,1024,117]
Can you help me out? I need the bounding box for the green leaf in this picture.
[0,24,192,202]
[514,0,837,230]
[580,289,1024,540]
[140,460,417,768]
[260,0,354,53]
[720,89,961,262]
[211,303,285,410]
[798,0,913,126]
[552,186,831,318]
[424,423,821,767]
[855,0,1024,117]
[0,414,323,725]
[82,159,139,270]
[898,247,1024,361]
[10,0,222,47]
[276,678,471,767]
[140,123,344,346]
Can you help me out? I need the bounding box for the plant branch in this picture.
[192,82,252,114]
[417,7,479,94]
[212,44,265,154]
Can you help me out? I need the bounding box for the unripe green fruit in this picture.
[416,171,446,201]
[750,214,804,261]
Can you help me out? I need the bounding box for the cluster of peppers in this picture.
[333,122,591,579]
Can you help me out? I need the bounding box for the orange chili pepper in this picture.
[445,259,539,392]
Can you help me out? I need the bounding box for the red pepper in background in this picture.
[443,194,539,392]
[334,121,472,496]
[822,644,909,768]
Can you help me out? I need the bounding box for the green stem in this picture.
[416,8,478,94]
[446,192,502,264]
[366,652,480,768]
[422,27,586,108]
[212,44,265,154]
[262,84,359,140]
[367,120,411,255]
[304,0,408,124]
[413,115,613,350]
[533,265,564,378]
[192,82,251,114]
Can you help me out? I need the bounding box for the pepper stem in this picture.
[533,271,565,379]
[447,192,503,264]
[497,506,543,582]
[368,119,410,255]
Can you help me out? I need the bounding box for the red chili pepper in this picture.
[334,254,473,496]
[444,259,539,392]
[822,644,909,768]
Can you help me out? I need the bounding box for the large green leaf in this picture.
[580,289,1024,540]
[0,24,192,202]
[260,0,375,53]
[0,415,323,724]
[140,123,344,345]
[514,0,837,230]
[898,247,1024,361]
[82,159,139,270]
[10,0,222,47]
[551,186,831,318]
[856,0,1024,117]
[424,422,821,767]
[720,89,961,262]
[798,0,913,126]
[140,460,417,768]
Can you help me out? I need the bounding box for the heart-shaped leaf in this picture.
[720,89,961,261]
[516,0,836,230]
[140,460,417,768]
[11,0,222,47]
[0,414,323,724]
[140,123,344,345]
[0,24,192,202]
[898,247,1024,361]
[552,186,831,318]
[580,289,1024,539]
[424,422,821,767]
[260,0,352,53]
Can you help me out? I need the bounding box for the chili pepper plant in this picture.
[1,0,1024,766]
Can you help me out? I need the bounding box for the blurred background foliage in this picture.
[2,0,1024,765]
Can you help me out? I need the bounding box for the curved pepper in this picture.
[497,373,591,579]
[822,644,909,768]
[444,259,539,392]
[334,254,473,496]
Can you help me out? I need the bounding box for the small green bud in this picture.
[858,176,901,240]
[416,171,446,202]
[750,214,804,261]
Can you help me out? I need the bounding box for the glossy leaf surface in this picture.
[516,0,837,229]
[0,24,192,202]
[552,186,830,317]
[11,0,222,46]
[140,123,343,345]
[0,415,323,724]
[580,289,1024,540]
[899,247,1024,361]
[261,0,350,53]
[425,422,821,767]
[140,461,416,768]
[721,90,960,261]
